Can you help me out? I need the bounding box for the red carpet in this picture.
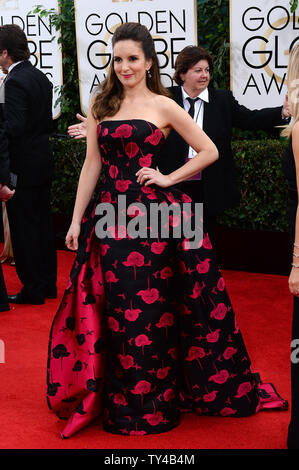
[0,250,293,449]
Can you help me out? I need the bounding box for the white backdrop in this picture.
[74,0,197,115]
[0,0,63,118]
[230,0,299,109]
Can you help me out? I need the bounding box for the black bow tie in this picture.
[186,97,200,119]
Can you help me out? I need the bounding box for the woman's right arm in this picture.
[289,121,299,296]
[65,101,102,250]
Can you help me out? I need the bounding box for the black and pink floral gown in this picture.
[47,119,287,438]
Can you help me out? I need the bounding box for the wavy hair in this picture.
[92,22,170,121]
[282,44,299,138]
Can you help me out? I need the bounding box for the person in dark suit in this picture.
[157,46,291,236]
[0,24,57,304]
[0,121,14,312]
[67,45,290,237]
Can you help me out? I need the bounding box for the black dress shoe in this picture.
[45,287,57,299]
[0,305,10,312]
[8,292,45,305]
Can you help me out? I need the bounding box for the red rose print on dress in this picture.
[156,365,170,380]
[206,328,220,343]
[118,354,135,369]
[105,270,119,290]
[156,312,174,336]
[99,243,110,256]
[129,429,147,436]
[203,388,218,403]
[217,277,225,291]
[235,382,253,402]
[101,191,112,203]
[186,346,206,370]
[125,300,142,321]
[208,364,230,384]
[111,124,132,139]
[203,233,212,249]
[220,407,237,416]
[130,380,151,406]
[108,316,119,332]
[125,142,139,158]
[223,347,238,362]
[163,388,175,402]
[190,281,205,302]
[160,266,173,286]
[135,334,152,355]
[113,393,128,407]
[123,251,145,280]
[181,238,190,251]
[196,257,210,274]
[141,186,157,200]
[115,179,132,192]
[151,240,168,254]
[139,153,152,167]
[144,129,162,145]
[166,192,179,205]
[109,165,119,179]
[143,402,164,426]
[210,298,228,320]
[137,277,159,304]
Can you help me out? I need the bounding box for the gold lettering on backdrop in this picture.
[260,16,299,84]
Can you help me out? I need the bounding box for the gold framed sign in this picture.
[74,0,198,115]
[230,0,299,109]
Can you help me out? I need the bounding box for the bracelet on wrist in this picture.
[292,263,299,268]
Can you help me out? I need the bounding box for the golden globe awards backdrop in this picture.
[230,0,299,110]
[74,0,197,115]
[0,0,63,118]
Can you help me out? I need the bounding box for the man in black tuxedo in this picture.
[0,24,57,304]
[0,121,14,311]
[157,46,290,236]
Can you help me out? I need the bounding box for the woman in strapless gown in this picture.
[281,44,299,450]
[47,22,287,439]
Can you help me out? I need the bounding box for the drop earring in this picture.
[147,69,152,79]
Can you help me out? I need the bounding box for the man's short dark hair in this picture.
[0,24,30,62]
[173,46,214,85]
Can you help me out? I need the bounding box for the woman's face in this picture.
[113,39,152,88]
[179,59,211,96]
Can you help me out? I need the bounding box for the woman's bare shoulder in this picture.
[292,120,299,136]
[152,93,182,115]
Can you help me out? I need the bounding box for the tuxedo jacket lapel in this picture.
[171,86,189,158]
[202,88,215,135]
[172,86,184,108]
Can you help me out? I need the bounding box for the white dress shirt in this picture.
[8,61,24,74]
[181,86,209,180]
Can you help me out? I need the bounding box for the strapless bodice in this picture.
[97,119,165,193]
